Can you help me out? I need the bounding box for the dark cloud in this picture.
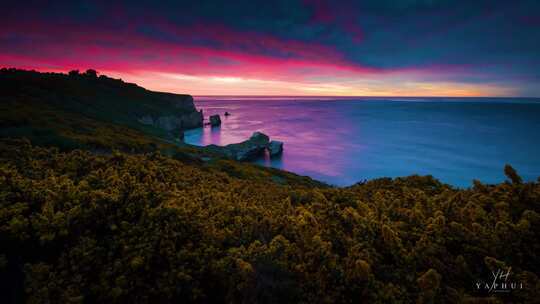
[1,0,539,95]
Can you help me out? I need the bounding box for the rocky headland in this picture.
[0,68,203,146]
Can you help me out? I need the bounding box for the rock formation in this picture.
[207,132,269,161]
[0,68,203,144]
[209,114,221,127]
[268,140,283,157]
[137,95,203,138]
[205,132,284,161]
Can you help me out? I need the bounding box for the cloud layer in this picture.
[1,0,539,96]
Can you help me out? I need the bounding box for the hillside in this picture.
[0,69,324,187]
[0,68,202,150]
[0,69,538,303]
[1,139,539,303]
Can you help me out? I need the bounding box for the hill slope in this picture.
[0,68,324,187]
[0,139,539,303]
[0,68,202,150]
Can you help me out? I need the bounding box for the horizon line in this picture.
[4,67,539,99]
[192,94,540,98]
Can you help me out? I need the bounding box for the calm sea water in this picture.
[185,97,540,187]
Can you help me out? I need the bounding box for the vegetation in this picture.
[0,69,320,187]
[1,139,538,303]
[1,69,538,303]
[0,68,198,150]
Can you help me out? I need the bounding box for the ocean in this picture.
[185,97,540,187]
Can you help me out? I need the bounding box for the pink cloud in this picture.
[0,17,511,96]
[0,20,378,82]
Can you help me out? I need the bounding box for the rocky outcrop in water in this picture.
[205,132,284,161]
[209,114,221,127]
[222,132,269,161]
[206,132,268,161]
[268,140,283,157]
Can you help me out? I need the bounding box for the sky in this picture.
[1,0,540,96]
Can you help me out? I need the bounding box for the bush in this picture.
[0,140,538,303]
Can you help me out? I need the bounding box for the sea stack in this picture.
[209,114,221,127]
[268,140,283,157]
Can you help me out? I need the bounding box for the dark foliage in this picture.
[0,140,538,303]
[0,68,197,146]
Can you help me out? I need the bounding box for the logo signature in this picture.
[475,267,524,293]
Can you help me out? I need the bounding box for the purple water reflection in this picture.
[184,97,540,187]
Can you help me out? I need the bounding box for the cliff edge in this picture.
[0,68,202,146]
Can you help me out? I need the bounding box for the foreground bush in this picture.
[1,140,538,303]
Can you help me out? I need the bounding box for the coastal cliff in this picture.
[137,94,203,134]
[0,68,203,148]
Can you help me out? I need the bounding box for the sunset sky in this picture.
[2,0,540,96]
